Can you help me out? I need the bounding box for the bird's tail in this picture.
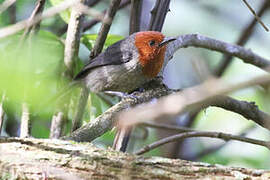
[113,126,133,152]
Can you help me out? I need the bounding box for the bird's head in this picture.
[134,31,176,78]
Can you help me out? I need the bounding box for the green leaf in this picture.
[81,34,124,51]
[0,30,65,113]
[49,0,71,23]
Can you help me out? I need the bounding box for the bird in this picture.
[74,31,176,93]
[57,31,176,152]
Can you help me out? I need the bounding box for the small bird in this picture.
[74,31,176,93]
[58,31,175,151]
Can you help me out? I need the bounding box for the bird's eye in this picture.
[149,40,156,46]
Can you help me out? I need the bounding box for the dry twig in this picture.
[242,0,269,32]
[135,130,270,155]
[0,93,6,134]
[215,0,270,76]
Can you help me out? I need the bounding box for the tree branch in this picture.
[0,93,5,134]
[242,0,269,32]
[50,0,86,137]
[64,79,171,142]
[82,0,131,33]
[119,74,270,130]
[135,130,270,155]
[188,125,256,161]
[129,0,142,34]
[0,0,16,14]
[89,0,122,59]
[0,0,82,39]
[214,0,270,76]
[20,103,30,138]
[148,0,171,31]
[1,137,269,179]
[163,34,270,73]
[24,0,46,35]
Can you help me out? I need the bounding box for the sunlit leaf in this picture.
[0,30,65,113]
[81,34,124,51]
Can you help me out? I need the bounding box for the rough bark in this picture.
[0,137,269,180]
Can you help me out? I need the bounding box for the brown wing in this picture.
[74,40,133,80]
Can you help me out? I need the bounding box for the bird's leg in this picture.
[113,126,133,152]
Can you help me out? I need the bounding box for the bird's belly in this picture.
[84,60,151,93]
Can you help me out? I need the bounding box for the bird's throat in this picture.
[140,47,166,78]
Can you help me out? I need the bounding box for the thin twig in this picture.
[20,103,30,138]
[0,93,6,134]
[89,0,122,59]
[82,0,131,33]
[56,0,102,35]
[134,130,270,155]
[188,125,256,161]
[25,0,46,35]
[242,0,269,32]
[72,87,89,131]
[214,0,270,76]
[0,0,102,39]
[50,112,65,138]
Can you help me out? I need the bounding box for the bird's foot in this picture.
[104,90,142,102]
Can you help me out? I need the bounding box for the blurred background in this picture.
[0,0,270,169]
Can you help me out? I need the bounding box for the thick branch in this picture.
[148,0,171,31]
[164,34,270,73]
[64,80,171,142]
[119,75,270,130]
[1,137,269,179]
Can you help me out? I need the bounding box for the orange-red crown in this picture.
[134,31,167,78]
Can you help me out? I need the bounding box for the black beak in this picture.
[159,37,176,47]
